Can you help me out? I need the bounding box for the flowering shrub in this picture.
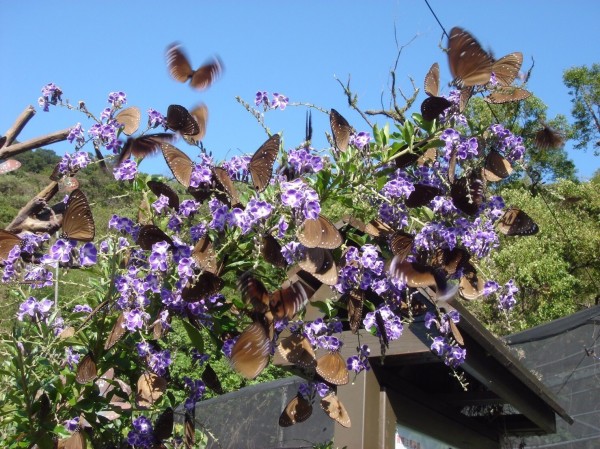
[0,35,534,447]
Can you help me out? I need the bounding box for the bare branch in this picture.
[6,182,59,232]
[4,105,36,146]
[0,129,71,159]
[334,76,373,128]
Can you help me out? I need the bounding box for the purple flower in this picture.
[271,92,289,110]
[46,239,75,264]
[179,199,199,218]
[39,83,62,111]
[127,416,154,447]
[64,417,80,433]
[147,108,165,128]
[350,131,371,150]
[149,350,172,376]
[255,91,269,108]
[108,91,127,107]
[113,159,137,181]
[184,377,206,411]
[67,123,85,146]
[124,308,150,331]
[17,297,53,321]
[73,304,93,314]
[79,242,97,266]
[287,147,324,175]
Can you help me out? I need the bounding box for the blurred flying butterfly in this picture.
[389,256,458,301]
[201,363,224,394]
[117,133,175,166]
[61,189,95,242]
[297,214,343,249]
[161,143,194,188]
[491,52,523,86]
[114,106,141,135]
[485,86,532,104]
[389,230,414,262]
[535,124,564,149]
[405,184,443,208]
[447,27,493,87]
[147,180,180,211]
[279,394,313,427]
[75,352,98,384]
[0,159,21,175]
[321,391,351,428]
[342,288,364,334]
[0,229,22,262]
[459,263,484,300]
[277,334,316,369]
[483,150,513,182]
[364,218,394,237]
[239,272,308,320]
[165,104,200,136]
[213,166,242,207]
[136,371,167,408]
[261,234,287,268]
[459,86,474,113]
[432,247,470,276]
[450,174,484,216]
[104,312,126,351]
[330,109,352,152]
[230,316,272,379]
[316,351,349,386]
[497,207,539,236]
[181,271,224,301]
[249,134,280,192]
[191,235,218,274]
[136,225,173,250]
[185,103,208,144]
[166,43,224,91]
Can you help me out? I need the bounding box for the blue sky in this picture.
[1,1,599,179]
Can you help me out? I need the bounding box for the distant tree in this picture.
[563,64,600,154]
[13,148,61,173]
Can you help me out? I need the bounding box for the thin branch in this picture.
[0,129,71,159]
[4,105,36,147]
[334,76,373,128]
[6,182,59,232]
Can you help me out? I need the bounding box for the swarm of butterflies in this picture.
[0,28,545,447]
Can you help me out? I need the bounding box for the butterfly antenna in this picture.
[305,110,313,143]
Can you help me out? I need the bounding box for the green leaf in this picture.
[181,320,205,354]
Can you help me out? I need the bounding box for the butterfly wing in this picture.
[75,352,98,384]
[492,52,523,86]
[137,225,173,250]
[230,320,271,379]
[451,174,484,216]
[424,62,440,97]
[213,166,241,207]
[191,235,218,274]
[166,43,194,83]
[277,334,316,369]
[166,104,200,136]
[448,27,493,87]
[405,184,443,208]
[320,392,351,428]
[485,87,532,104]
[279,394,313,427]
[147,180,180,210]
[153,407,174,442]
[186,103,209,143]
[343,289,364,334]
[316,351,349,385]
[261,234,287,268]
[269,280,308,320]
[162,143,194,188]
[190,56,224,90]
[389,231,413,262]
[104,312,126,350]
[249,134,279,192]
[62,189,95,242]
[0,229,22,261]
[114,106,141,135]
[498,207,539,236]
[483,150,513,182]
[421,96,452,121]
[330,109,351,151]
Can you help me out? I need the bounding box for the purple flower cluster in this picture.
[147,108,165,128]
[460,217,499,259]
[107,91,127,107]
[347,344,371,374]
[23,265,53,289]
[183,377,206,411]
[280,179,321,220]
[287,147,323,175]
[38,83,62,111]
[440,128,479,162]
[88,119,122,154]
[298,381,331,399]
[222,155,251,182]
[381,170,414,199]
[55,151,91,177]
[17,297,53,322]
[430,336,467,368]
[304,318,343,350]
[67,123,85,147]
[363,306,403,342]
[152,194,171,215]
[498,279,519,311]
[254,91,289,111]
[230,198,273,234]
[113,159,137,181]
[127,416,154,448]
[336,245,395,297]
[349,131,371,150]
[488,124,526,162]
[109,215,137,236]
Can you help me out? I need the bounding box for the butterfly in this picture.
[279,394,313,427]
[166,43,223,91]
[330,109,352,151]
[535,124,564,150]
[316,351,349,385]
[147,180,180,211]
[459,263,484,300]
[342,288,364,334]
[75,352,98,384]
[161,143,194,188]
[136,371,167,408]
[249,134,280,192]
[104,312,126,351]
[296,214,343,249]
[320,391,351,427]
[230,316,272,379]
[114,106,141,135]
[261,234,287,268]
[0,229,23,262]
[184,104,209,144]
[181,271,224,301]
[497,207,539,236]
[389,256,458,302]
[165,104,200,136]
[201,363,224,395]
[450,174,485,216]
[212,166,242,207]
[421,62,452,121]
[153,407,174,444]
[239,272,308,320]
[191,235,218,274]
[483,150,513,182]
[60,428,87,449]
[447,27,493,87]
[61,189,95,242]
[278,333,317,369]
[117,133,175,166]
[0,159,21,175]
[431,247,470,276]
[136,225,173,250]
[491,52,523,86]
[485,86,532,104]
[405,184,443,208]
[309,249,338,286]
[389,231,414,262]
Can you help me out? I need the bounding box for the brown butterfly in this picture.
[389,257,457,301]
[497,207,539,236]
[136,372,167,409]
[0,229,22,262]
[309,249,338,286]
[165,104,200,136]
[249,134,280,192]
[136,225,173,250]
[447,27,493,87]
[388,231,414,262]
[261,234,287,268]
[432,247,470,276]
[535,124,564,150]
[485,86,532,104]
[147,180,180,211]
[0,159,21,175]
[330,109,352,151]
[184,410,195,449]
[213,166,242,207]
[298,247,326,274]
[421,96,453,122]
[279,394,313,427]
[201,363,224,394]
[191,235,218,274]
[60,428,86,449]
[104,312,126,351]
[161,143,194,188]
[230,316,272,379]
[320,391,351,427]
[153,407,174,443]
[239,273,308,320]
[405,184,443,208]
[75,352,98,384]
[297,214,343,249]
[277,333,316,369]
[316,351,349,385]
[459,263,484,300]
[342,289,364,334]
[181,271,224,301]
[61,189,95,242]
[114,106,141,136]
[450,174,484,216]
[166,43,223,91]
[395,147,437,169]
[483,150,513,182]
[117,133,175,166]
[491,52,523,86]
[185,104,208,144]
